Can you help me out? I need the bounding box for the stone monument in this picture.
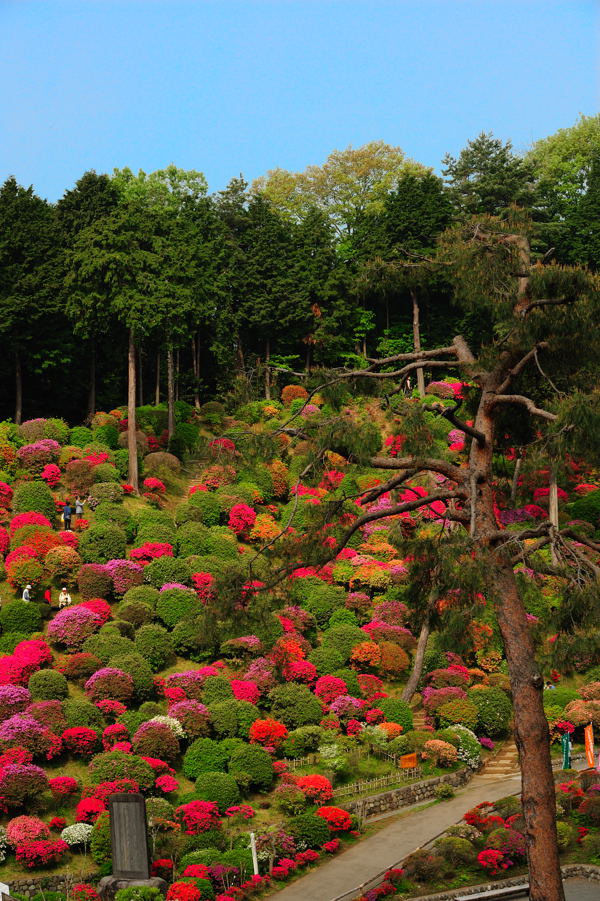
[97,794,167,900]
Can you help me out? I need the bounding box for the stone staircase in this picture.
[477,739,520,781]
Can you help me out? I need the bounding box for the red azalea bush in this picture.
[96,699,127,719]
[296,775,334,803]
[143,477,166,495]
[49,776,79,798]
[281,385,308,407]
[0,484,14,510]
[79,598,112,625]
[75,797,107,824]
[9,513,52,536]
[16,839,69,868]
[191,572,216,604]
[102,724,129,750]
[316,806,352,832]
[156,774,179,793]
[62,727,99,756]
[132,722,180,763]
[228,503,257,536]
[71,885,101,901]
[175,800,221,834]
[166,883,201,901]
[7,815,50,846]
[249,718,288,748]
[86,779,139,804]
[315,676,348,704]
[230,679,260,704]
[59,652,103,682]
[6,556,44,593]
[41,464,61,487]
[130,542,174,564]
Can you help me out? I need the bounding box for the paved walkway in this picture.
[273,770,523,901]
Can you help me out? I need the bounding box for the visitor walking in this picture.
[63,501,72,531]
[22,584,32,602]
[58,587,72,608]
[44,588,52,607]
[75,496,85,519]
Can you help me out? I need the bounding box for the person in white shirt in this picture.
[22,585,32,602]
[58,587,72,608]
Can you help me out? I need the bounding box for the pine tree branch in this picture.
[423,402,486,446]
[367,345,458,366]
[521,297,576,316]
[490,394,558,421]
[496,342,550,394]
[369,455,464,481]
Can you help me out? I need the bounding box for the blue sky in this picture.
[1,0,598,202]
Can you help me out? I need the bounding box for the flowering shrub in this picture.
[315,676,348,704]
[169,701,211,740]
[41,464,61,487]
[281,385,308,407]
[6,556,44,593]
[16,838,69,868]
[47,606,102,650]
[75,798,107,824]
[0,714,59,758]
[191,571,216,604]
[143,477,166,495]
[61,823,93,847]
[85,668,135,703]
[132,722,180,762]
[130,542,174,564]
[49,776,79,798]
[43,545,82,585]
[249,718,288,748]
[0,483,13,510]
[104,558,145,595]
[77,563,113,600]
[0,764,49,806]
[422,739,458,767]
[7,815,50,846]
[0,685,32,721]
[350,641,382,669]
[230,679,260,704]
[316,806,352,832]
[102,724,129,750]
[17,439,60,474]
[62,727,100,756]
[175,800,221,834]
[228,503,257,536]
[477,848,511,875]
[296,775,334,803]
[80,598,112,625]
[156,774,179,793]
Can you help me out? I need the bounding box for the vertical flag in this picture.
[584,723,595,768]
[561,732,571,769]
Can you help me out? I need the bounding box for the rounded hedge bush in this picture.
[79,523,127,565]
[174,502,204,527]
[186,493,222,527]
[201,676,234,705]
[467,687,513,737]
[378,698,414,731]
[268,684,323,729]
[89,750,155,791]
[307,647,345,677]
[94,503,135,541]
[194,772,240,812]
[78,564,113,601]
[87,483,124,509]
[12,482,56,522]
[437,698,479,731]
[228,744,274,791]
[183,738,237,780]
[155,589,200,629]
[208,700,260,739]
[134,624,174,671]
[117,600,154,627]
[82,630,135,664]
[144,557,192,589]
[28,669,69,701]
[289,813,330,849]
[63,699,104,731]
[122,585,160,608]
[109,653,154,701]
[321,624,366,663]
[0,601,42,635]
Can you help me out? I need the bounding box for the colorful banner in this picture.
[584,723,595,768]
[561,733,571,769]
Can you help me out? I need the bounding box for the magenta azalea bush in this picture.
[47,606,102,650]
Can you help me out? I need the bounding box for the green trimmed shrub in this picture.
[109,652,154,701]
[93,462,120,482]
[79,523,127,564]
[176,522,218,557]
[88,482,124,509]
[208,700,260,739]
[155,588,200,628]
[467,687,513,737]
[172,616,216,662]
[202,676,234,705]
[187,492,222,526]
[0,632,31,654]
[63,699,104,731]
[28,669,68,700]
[135,512,176,546]
[437,699,479,731]
[89,750,155,790]
[70,426,93,447]
[302,585,347,627]
[90,811,111,867]
[117,600,154,627]
[83,630,135,663]
[567,490,600,527]
[282,726,324,757]
[332,668,361,698]
[174,501,204,527]
[321,624,365,663]
[195,772,240,812]
[289,813,330,849]
[328,609,358,627]
[268,683,323,729]
[145,558,192,589]
[94,502,135,541]
[12,481,56,521]
[378,698,414,731]
[92,425,119,450]
[0,601,42,635]
[134,624,174,670]
[183,738,240,779]
[228,744,274,791]
[308,646,344,676]
[181,525,238,559]
[122,585,160,608]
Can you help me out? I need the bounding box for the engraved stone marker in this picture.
[109,793,150,879]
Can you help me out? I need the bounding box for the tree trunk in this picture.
[471,387,565,901]
[510,452,522,507]
[191,335,201,409]
[549,466,560,565]
[236,338,245,374]
[155,351,160,405]
[306,344,312,372]
[265,338,271,400]
[175,349,180,401]
[137,345,143,406]
[87,344,96,421]
[402,617,431,703]
[385,295,390,331]
[127,329,139,493]
[362,335,367,357]
[167,345,175,440]
[411,290,425,397]
[15,352,22,425]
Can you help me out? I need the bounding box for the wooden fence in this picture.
[333,767,421,799]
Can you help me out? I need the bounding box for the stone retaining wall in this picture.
[7,871,99,897]
[405,864,600,900]
[344,767,475,819]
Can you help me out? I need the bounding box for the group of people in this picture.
[22,584,72,607]
[62,496,85,530]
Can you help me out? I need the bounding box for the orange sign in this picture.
[585,724,595,768]
[400,752,418,769]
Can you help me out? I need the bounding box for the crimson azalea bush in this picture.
[16,838,69,868]
[296,775,334,803]
[316,806,353,832]
[175,800,221,834]
[62,727,100,756]
[249,718,288,748]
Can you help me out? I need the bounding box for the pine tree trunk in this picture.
[471,387,565,901]
[549,467,559,565]
[306,344,312,372]
[15,352,22,425]
[402,618,431,703]
[191,335,201,409]
[265,338,271,400]
[175,349,180,401]
[167,345,175,440]
[127,329,139,493]
[511,452,522,507]
[87,344,96,421]
[137,345,143,406]
[155,350,160,405]
[411,290,425,397]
